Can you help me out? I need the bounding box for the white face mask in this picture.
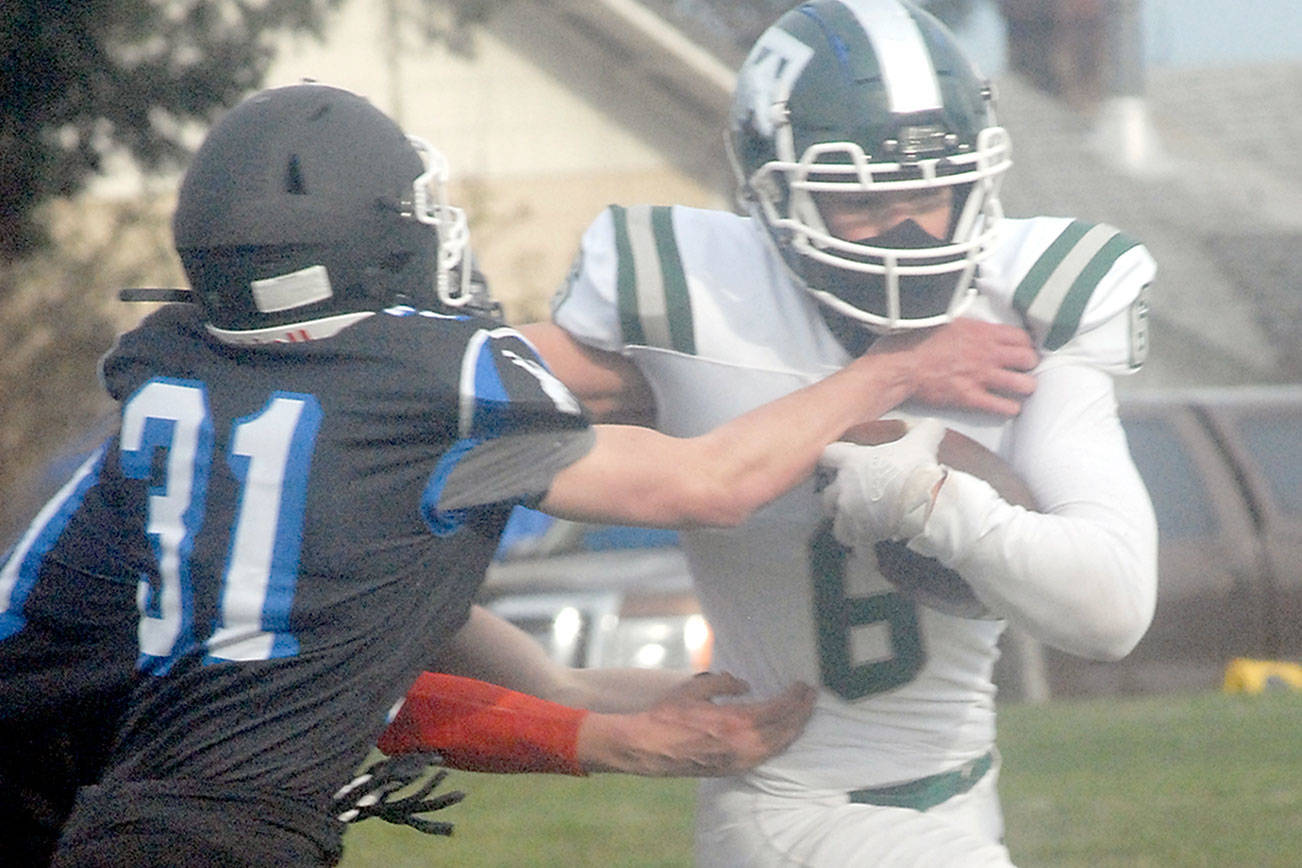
[799,218,975,333]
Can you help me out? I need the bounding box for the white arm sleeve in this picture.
[909,364,1158,660]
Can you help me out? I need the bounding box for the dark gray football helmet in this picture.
[173,83,478,335]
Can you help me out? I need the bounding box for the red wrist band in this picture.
[378,672,588,776]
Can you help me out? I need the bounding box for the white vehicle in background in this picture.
[482,516,712,673]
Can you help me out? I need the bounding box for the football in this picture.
[838,419,1039,619]
[838,419,1038,510]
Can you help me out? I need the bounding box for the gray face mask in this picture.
[802,219,962,324]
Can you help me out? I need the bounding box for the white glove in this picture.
[819,418,948,549]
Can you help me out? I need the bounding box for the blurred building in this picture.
[1000,0,1108,106]
[262,0,738,322]
[256,0,1299,385]
[70,0,1302,381]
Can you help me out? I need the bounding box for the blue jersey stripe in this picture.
[0,445,107,640]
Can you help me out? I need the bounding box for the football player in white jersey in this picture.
[520,1,1158,865]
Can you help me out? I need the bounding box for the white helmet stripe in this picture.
[843,0,942,113]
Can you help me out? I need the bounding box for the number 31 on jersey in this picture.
[121,378,321,674]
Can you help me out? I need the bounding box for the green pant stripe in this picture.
[611,205,647,347]
[649,206,696,355]
[1044,231,1141,350]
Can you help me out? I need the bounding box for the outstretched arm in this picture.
[431,605,682,712]
[532,318,1037,530]
[380,670,815,777]
[379,606,814,776]
[521,317,1038,425]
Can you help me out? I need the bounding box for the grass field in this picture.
[339,689,1302,867]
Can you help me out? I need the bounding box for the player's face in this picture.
[815,186,953,244]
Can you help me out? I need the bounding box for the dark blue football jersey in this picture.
[0,302,590,816]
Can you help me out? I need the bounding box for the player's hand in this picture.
[577,673,816,776]
[875,318,1038,416]
[819,418,948,547]
[331,752,466,836]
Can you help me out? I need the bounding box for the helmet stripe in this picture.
[842,0,942,113]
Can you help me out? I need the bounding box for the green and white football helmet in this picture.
[727,0,1011,332]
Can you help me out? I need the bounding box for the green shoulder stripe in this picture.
[609,204,696,354]
[1012,220,1141,350]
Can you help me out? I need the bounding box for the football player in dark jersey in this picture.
[0,82,1038,866]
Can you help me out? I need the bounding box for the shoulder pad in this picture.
[606,204,697,353]
[1011,220,1147,351]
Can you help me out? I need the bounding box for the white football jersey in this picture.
[551,205,1157,793]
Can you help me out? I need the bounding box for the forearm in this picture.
[422,611,812,776]
[433,606,579,703]
[399,601,813,777]
[575,710,714,776]
[628,317,1040,526]
[686,350,921,522]
[554,665,693,713]
[915,471,1157,659]
[911,366,1157,659]
[379,672,587,775]
[379,671,815,778]
[677,317,1041,523]
[436,606,686,712]
[660,323,1025,524]
[378,676,738,777]
[541,351,922,529]
[539,317,1038,529]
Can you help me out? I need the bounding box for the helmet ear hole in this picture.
[378,250,412,273]
[285,155,307,195]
